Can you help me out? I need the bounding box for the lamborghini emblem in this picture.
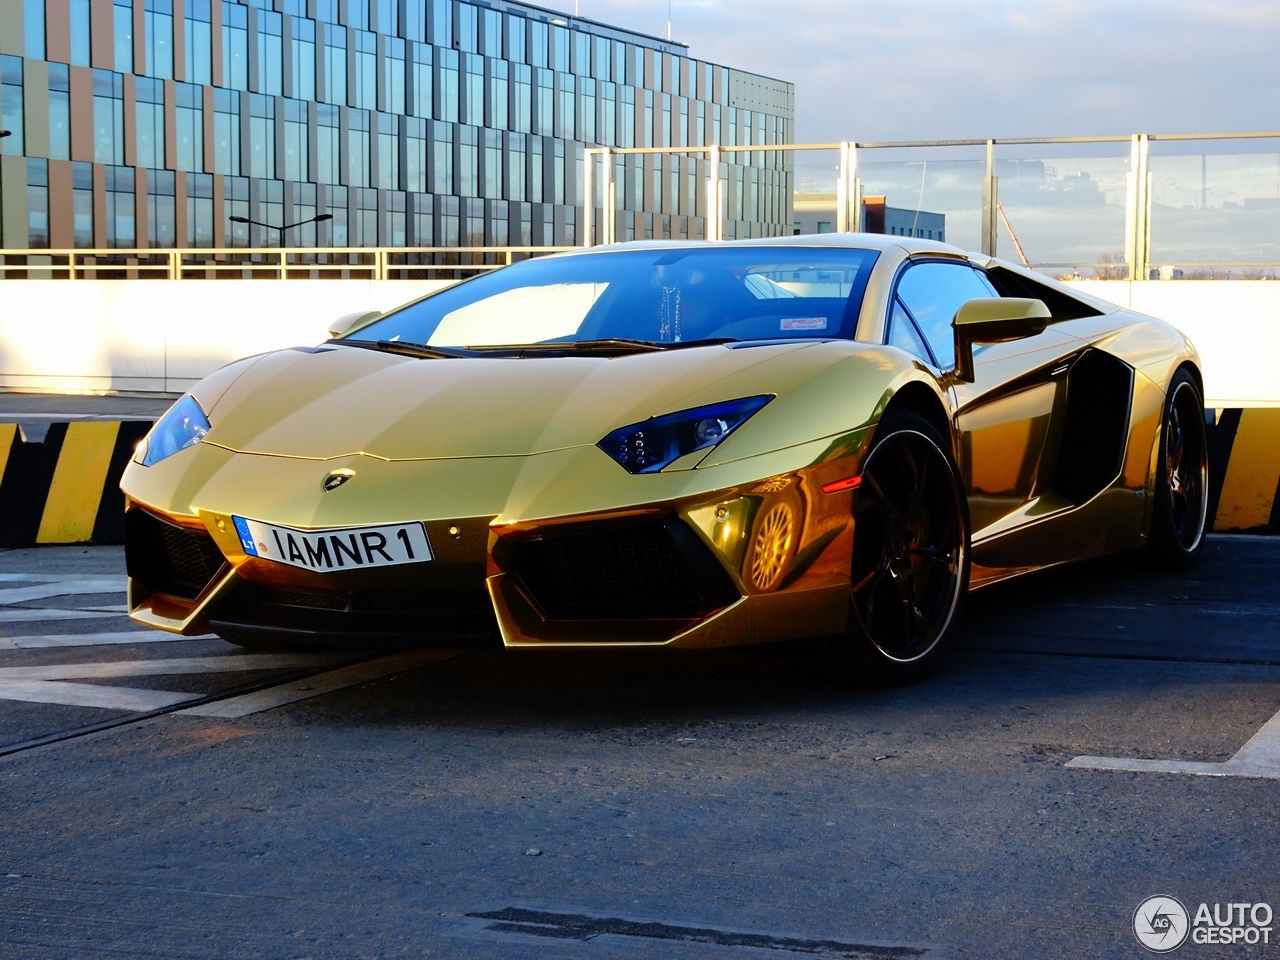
[322,469,355,492]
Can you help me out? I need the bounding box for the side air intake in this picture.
[1053,349,1134,504]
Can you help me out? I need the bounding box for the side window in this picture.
[887,298,932,364]
[893,262,998,369]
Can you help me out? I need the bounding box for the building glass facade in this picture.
[0,0,793,250]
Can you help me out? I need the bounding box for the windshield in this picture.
[348,246,880,349]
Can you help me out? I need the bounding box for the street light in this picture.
[0,130,11,138]
[228,212,333,247]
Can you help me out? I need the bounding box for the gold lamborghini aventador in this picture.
[121,235,1208,683]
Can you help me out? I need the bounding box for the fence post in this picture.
[708,144,721,241]
[836,142,849,233]
[1124,134,1150,280]
[981,139,998,257]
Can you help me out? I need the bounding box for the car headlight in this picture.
[135,394,211,467]
[598,395,774,474]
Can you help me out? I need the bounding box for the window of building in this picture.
[551,24,568,73]
[409,191,431,244]
[353,30,375,108]
[47,64,70,161]
[383,36,405,114]
[481,8,500,58]
[410,41,431,116]
[552,137,564,205]
[575,76,594,145]
[135,77,165,169]
[677,96,687,148]
[529,20,547,68]
[213,87,240,174]
[462,195,482,245]
[511,62,530,133]
[257,10,283,95]
[557,72,574,141]
[377,0,397,38]
[283,97,307,181]
[534,68,552,137]
[184,0,211,84]
[248,93,275,178]
[290,16,315,100]
[455,2,477,53]
[428,0,450,46]
[348,107,370,186]
[324,184,346,243]
[24,0,45,59]
[72,162,94,246]
[93,69,124,165]
[314,0,337,24]
[504,13,524,64]
[186,171,213,245]
[225,174,249,245]
[144,0,173,78]
[382,189,405,245]
[322,23,344,103]
[402,0,424,42]
[528,134,541,202]
[346,0,368,30]
[430,119,451,193]
[457,123,477,197]
[113,0,134,73]
[435,47,458,122]
[619,85,635,148]
[316,102,339,182]
[172,84,206,175]
[599,80,614,146]
[258,177,282,244]
[148,169,175,246]
[106,165,135,247]
[436,193,458,244]
[70,0,92,66]
[461,52,482,127]
[404,116,426,192]
[486,58,507,130]
[482,126,501,198]
[506,131,524,201]
[288,180,316,243]
[572,31,588,77]
[376,111,397,188]
[352,185,376,244]
[26,158,49,248]
[222,3,248,89]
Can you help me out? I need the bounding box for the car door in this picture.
[888,259,1081,551]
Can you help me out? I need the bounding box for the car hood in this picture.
[200,340,849,461]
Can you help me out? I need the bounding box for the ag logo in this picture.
[1134,896,1190,952]
[322,469,355,492]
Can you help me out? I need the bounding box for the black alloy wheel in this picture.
[1146,370,1208,567]
[806,409,969,686]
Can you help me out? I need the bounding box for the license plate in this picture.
[231,516,432,572]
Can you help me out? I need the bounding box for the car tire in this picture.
[1144,369,1209,570]
[805,408,970,687]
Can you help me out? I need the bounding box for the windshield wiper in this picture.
[330,338,474,359]
[473,337,742,356]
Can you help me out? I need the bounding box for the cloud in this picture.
[538,0,1280,141]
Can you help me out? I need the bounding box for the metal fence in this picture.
[5,130,1279,280]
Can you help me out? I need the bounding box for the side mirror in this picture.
[951,298,1051,382]
[327,309,382,339]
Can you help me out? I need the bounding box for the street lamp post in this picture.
[228,212,333,248]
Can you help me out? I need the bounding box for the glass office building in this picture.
[0,0,794,250]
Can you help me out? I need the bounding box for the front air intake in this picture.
[125,508,227,600]
[510,519,737,621]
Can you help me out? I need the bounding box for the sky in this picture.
[534,0,1280,143]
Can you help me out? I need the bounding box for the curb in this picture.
[0,413,1275,546]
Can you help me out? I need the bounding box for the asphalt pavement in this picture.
[0,536,1277,959]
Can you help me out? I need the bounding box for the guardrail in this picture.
[0,246,576,280]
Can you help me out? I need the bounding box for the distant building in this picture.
[792,193,945,243]
[0,0,794,251]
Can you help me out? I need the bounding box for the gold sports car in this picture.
[121,235,1208,683]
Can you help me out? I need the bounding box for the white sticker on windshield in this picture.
[780,317,828,331]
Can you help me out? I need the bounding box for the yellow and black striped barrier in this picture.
[0,421,153,546]
[0,412,1275,545]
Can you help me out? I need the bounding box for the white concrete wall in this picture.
[1065,280,1280,408]
[0,280,452,395]
[0,278,1275,405]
